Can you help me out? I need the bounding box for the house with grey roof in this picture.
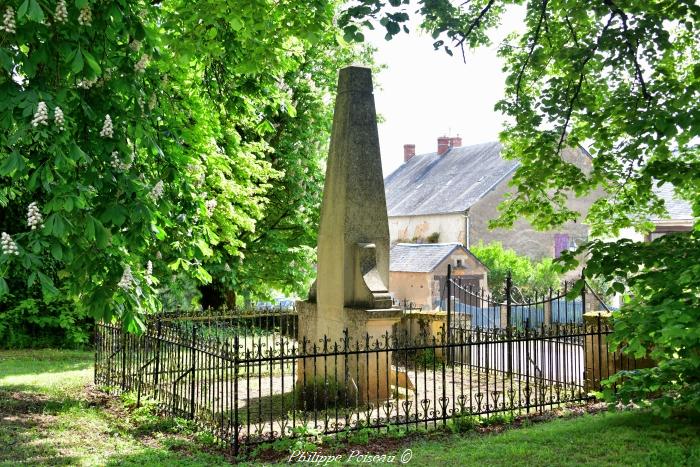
[384,137,601,260]
[389,242,488,310]
[646,183,695,241]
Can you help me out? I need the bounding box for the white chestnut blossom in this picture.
[31,102,49,127]
[150,180,164,201]
[117,265,134,290]
[129,40,141,51]
[77,6,92,26]
[134,54,149,73]
[54,106,65,130]
[155,251,162,260]
[110,151,131,171]
[205,199,218,216]
[27,202,44,230]
[145,260,153,284]
[1,232,19,256]
[76,77,98,89]
[99,114,113,138]
[148,93,156,110]
[55,0,68,23]
[2,6,16,34]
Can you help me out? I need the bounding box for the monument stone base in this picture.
[296,301,402,403]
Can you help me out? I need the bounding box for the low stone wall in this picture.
[395,310,447,344]
[583,311,654,391]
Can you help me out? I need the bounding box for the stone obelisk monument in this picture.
[297,66,402,403]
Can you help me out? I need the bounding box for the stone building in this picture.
[384,137,600,260]
[389,242,488,310]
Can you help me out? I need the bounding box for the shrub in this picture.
[295,377,355,411]
[449,413,481,433]
[0,295,91,349]
[427,232,440,243]
[471,241,560,300]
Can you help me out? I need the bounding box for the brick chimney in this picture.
[403,144,416,162]
[450,136,462,148]
[437,136,451,155]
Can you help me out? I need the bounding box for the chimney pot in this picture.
[403,144,416,163]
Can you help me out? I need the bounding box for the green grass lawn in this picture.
[1,349,698,466]
[402,410,700,466]
[0,349,230,466]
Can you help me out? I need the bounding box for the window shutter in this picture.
[554,233,569,258]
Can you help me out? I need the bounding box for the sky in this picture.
[368,8,525,176]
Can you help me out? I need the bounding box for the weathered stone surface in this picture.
[296,66,402,402]
[310,66,399,341]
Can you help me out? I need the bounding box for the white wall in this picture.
[389,213,465,245]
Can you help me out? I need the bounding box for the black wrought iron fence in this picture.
[94,306,640,455]
[444,266,610,332]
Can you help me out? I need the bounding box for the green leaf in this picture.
[195,266,212,284]
[69,143,87,163]
[45,213,66,237]
[17,0,29,19]
[50,243,63,261]
[94,220,110,249]
[0,277,8,297]
[230,17,244,31]
[85,216,96,241]
[0,49,12,73]
[71,50,84,74]
[38,272,59,298]
[82,50,102,75]
[27,0,44,22]
[0,152,26,176]
[196,239,213,257]
[101,204,127,226]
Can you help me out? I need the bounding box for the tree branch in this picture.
[515,0,548,107]
[556,13,616,156]
[603,0,651,100]
[454,0,497,54]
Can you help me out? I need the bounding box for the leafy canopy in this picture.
[0,0,365,330]
[340,1,700,411]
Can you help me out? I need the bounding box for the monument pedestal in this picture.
[297,302,402,403]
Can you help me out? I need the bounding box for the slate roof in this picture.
[390,243,483,273]
[384,141,519,216]
[652,184,694,221]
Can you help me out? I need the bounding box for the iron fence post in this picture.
[580,268,587,314]
[446,264,452,364]
[190,324,197,419]
[121,331,127,390]
[154,318,162,398]
[93,321,98,385]
[233,333,240,457]
[506,271,513,374]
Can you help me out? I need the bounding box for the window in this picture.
[554,234,569,258]
[455,259,463,268]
